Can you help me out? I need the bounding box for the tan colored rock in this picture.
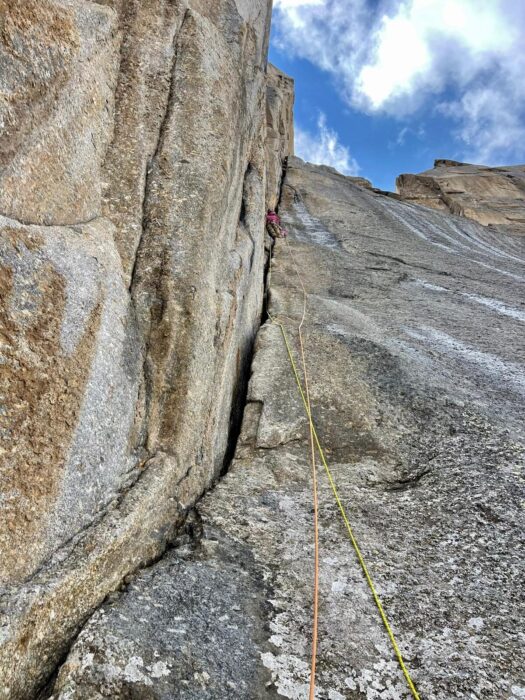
[99,0,188,282]
[397,160,525,235]
[0,0,119,225]
[265,63,294,210]
[0,216,141,586]
[130,5,269,473]
[0,1,287,698]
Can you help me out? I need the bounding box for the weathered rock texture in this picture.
[0,1,293,697]
[0,0,119,225]
[265,64,294,211]
[397,159,525,235]
[3,2,525,697]
[52,157,525,698]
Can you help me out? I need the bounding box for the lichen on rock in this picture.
[1,1,524,699]
[0,1,293,698]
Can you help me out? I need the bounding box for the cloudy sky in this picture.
[269,0,525,190]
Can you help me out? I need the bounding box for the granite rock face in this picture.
[0,0,119,225]
[53,157,525,698]
[50,519,277,700]
[265,64,294,210]
[2,2,525,697]
[0,1,295,697]
[0,216,140,585]
[397,160,525,235]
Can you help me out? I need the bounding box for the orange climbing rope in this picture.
[267,234,421,700]
[295,251,320,700]
[267,236,320,697]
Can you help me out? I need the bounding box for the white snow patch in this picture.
[289,199,340,249]
[414,279,525,322]
[413,279,449,292]
[461,292,525,322]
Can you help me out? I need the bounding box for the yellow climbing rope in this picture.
[267,238,421,700]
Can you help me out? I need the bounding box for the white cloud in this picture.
[393,125,425,148]
[395,126,409,146]
[273,0,324,6]
[273,0,525,163]
[273,0,326,29]
[439,88,525,165]
[354,1,516,112]
[295,113,360,175]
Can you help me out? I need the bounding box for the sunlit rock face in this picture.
[2,1,524,697]
[51,157,524,699]
[265,63,294,211]
[0,1,294,698]
[397,159,525,236]
[0,1,119,226]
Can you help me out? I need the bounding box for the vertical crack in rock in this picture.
[6,14,523,691]
[128,8,191,295]
[49,154,525,699]
[221,158,288,474]
[38,154,289,700]
[220,168,260,474]
[127,8,191,461]
[0,2,283,698]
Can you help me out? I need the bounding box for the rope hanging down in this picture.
[287,240,320,700]
[267,237,421,700]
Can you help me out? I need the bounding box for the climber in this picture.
[266,210,287,239]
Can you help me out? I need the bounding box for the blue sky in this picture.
[269,0,525,192]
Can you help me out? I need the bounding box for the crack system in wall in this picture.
[35,157,289,698]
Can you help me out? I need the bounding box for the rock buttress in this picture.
[265,63,294,211]
[0,1,294,697]
[51,157,525,698]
